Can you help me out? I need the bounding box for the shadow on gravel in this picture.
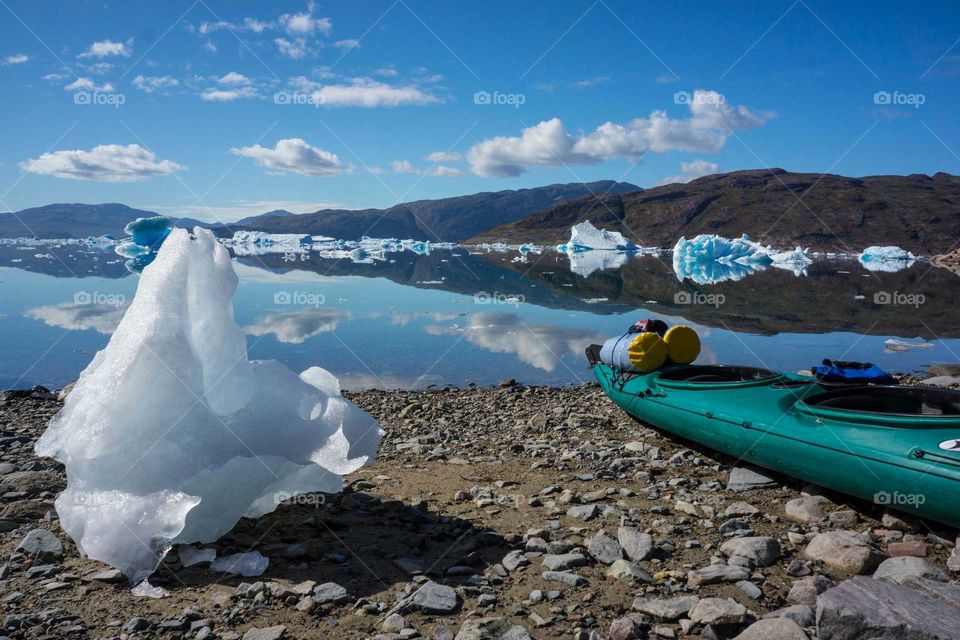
[147,486,508,600]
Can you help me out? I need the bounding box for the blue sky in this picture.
[1,0,958,221]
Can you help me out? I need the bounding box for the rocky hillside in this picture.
[468,170,960,254]
[0,182,639,242]
[238,181,640,241]
[0,203,220,239]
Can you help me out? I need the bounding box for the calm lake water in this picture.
[1,240,957,390]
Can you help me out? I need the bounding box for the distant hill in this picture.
[467,170,960,254]
[235,209,296,226]
[0,181,639,241]
[236,181,641,241]
[0,203,222,239]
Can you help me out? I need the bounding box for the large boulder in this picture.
[804,531,886,574]
[816,576,960,639]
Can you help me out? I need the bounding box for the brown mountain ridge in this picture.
[467,169,960,254]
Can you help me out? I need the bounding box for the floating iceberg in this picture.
[673,234,813,282]
[884,338,933,353]
[36,228,382,584]
[115,217,174,273]
[125,217,172,250]
[770,247,814,277]
[566,221,637,252]
[859,246,916,272]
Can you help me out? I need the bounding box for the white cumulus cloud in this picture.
[275,37,308,60]
[279,11,331,36]
[312,79,440,108]
[20,144,185,182]
[426,151,462,163]
[391,160,462,177]
[2,53,29,65]
[231,138,352,177]
[466,90,770,177]
[657,159,719,185]
[201,86,257,101]
[132,75,179,93]
[78,39,132,58]
[217,71,250,85]
[64,77,114,92]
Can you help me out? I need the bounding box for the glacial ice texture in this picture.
[36,228,383,584]
[566,221,636,251]
[859,245,916,272]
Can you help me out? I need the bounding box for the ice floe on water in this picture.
[673,234,814,282]
[36,228,382,584]
[566,221,636,252]
[115,216,174,273]
[859,245,917,272]
[884,338,934,353]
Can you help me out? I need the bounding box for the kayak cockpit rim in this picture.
[798,385,960,424]
[655,365,787,389]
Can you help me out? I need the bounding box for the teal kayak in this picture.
[588,350,960,528]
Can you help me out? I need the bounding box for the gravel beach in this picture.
[1,380,958,640]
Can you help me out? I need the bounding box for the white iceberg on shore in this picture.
[36,228,382,584]
[859,246,916,272]
[566,221,637,252]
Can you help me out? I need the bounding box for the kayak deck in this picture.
[590,355,960,528]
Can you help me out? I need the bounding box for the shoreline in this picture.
[1,379,958,639]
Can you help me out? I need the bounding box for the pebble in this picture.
[407,581,459,614]
[242,625,286,640]
[632,596,699,621]
[542,553,587,571]
[686,563,750,588]
[617,526,654,561]
[732,618,808,640]
[312,582,351,605]
[688,597,748,625]
[541,571,587,587]
[719,536,781,566]
[454,617,531,639]
[726,467,777,492]
[606,559,653,582]
[566,504,599,521]
[587,531,623,564]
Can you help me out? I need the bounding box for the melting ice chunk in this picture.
[859,246,916,272]
[566,221,637,252]
[36,228,383,584]
[211,551,269,577]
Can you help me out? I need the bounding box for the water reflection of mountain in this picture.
[5,243,958,339]
[237,250,960,338]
